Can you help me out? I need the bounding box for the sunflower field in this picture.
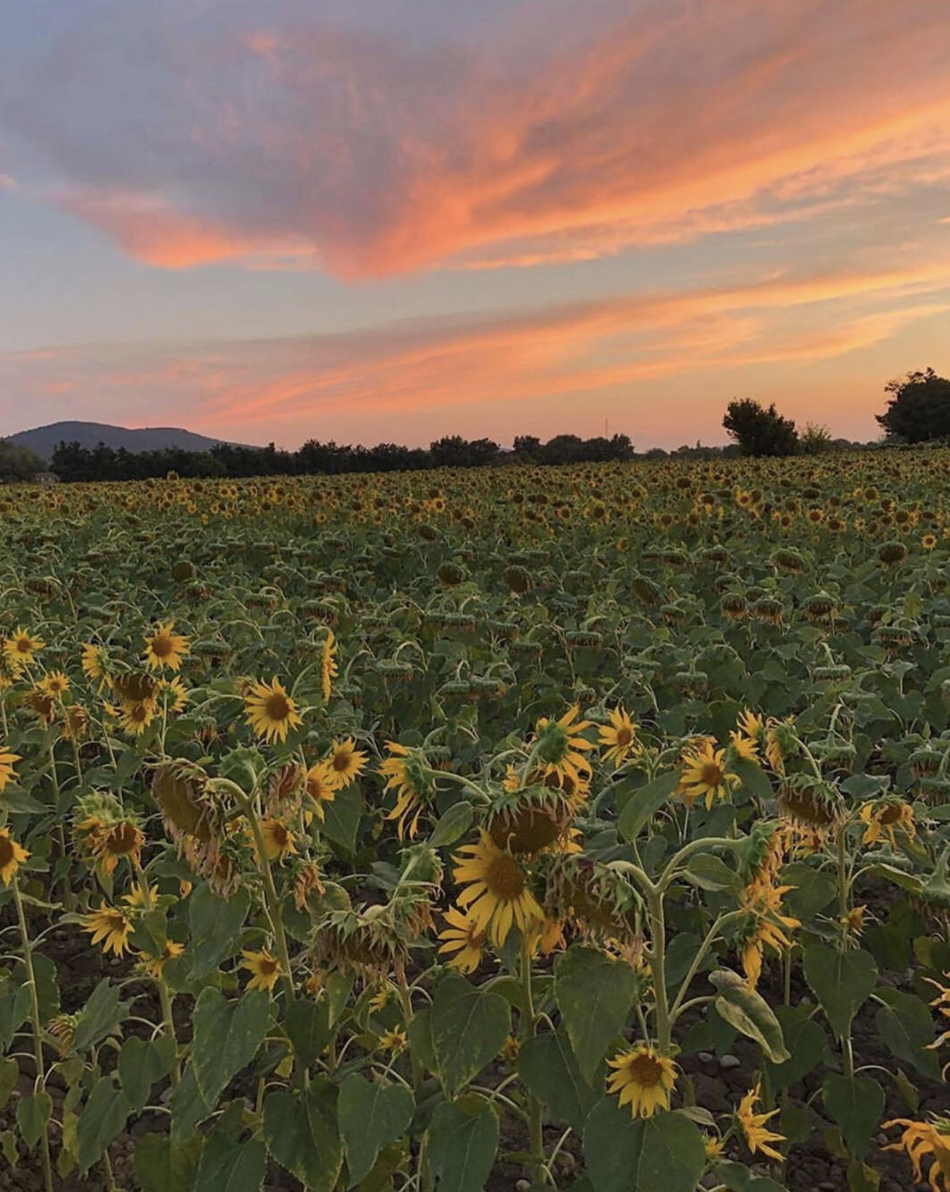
[1,452,950,1192]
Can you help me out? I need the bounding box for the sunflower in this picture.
[452,831,543,947]
[736,1084,786,1161]
[143,620,190,672]
[81,903,134,957]
[119,700,156,736]
[0,745,21,793]
[0,827,29,885]
[4,628,45,670]
[139,941,186,979]
[259,818,297,862]
[78,817,146,876]
[305,760,337,821]
[321,629,339,702]
[532,706,593,786]
[81,642,111,690]
[860,798,916,850]
[378,1028,407,1054]
[61,705,89,742]
[437,907,487,973]
[606,1046,677,1118]
[380,742,433,839]
[48,1013,78,1056]
[885,1116,950,1191]
[159,676,189,714]
[736,877,800,989]
[598,706,640,768]
[678,740,741,810]
[241,949,282,991]
[244,677,303,744]
[325,738,368,789]
[40,670,70,697]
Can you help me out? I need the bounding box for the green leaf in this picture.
[714,1159,788,1190]
[429,801,474,848]
[118,1034,176,1113]
[169,1064,212,1140]
[407,1007,438,1076]
[195,1133,266,1192]
[684,853,742,892]
[822,1075,884,1160]
[135,1133,202,1192]
[15,1092,51,1151]
[428,1097,499,1192]
[72,978,123,1052]
[709,970,789,1064]
[76,1076,132,1173]
[732,757,773,800]
[189,884,251,978]
[555,947,636,1083]
[875,990,942,1080]
[339,1074,414,1186]
[0,1058,17,1111]
[192,987,271,1105]
[285,996,331,1068]
[263,1080,343,1192]
[584,1101,706,1192]
[765,1007,827,1091]
[802,945,877,1039]
[618,772,680,841]
[321,783,363,852]
[517,1030,598,1132]
[431,974,510,1096]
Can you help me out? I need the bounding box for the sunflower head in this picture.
[606,1045,677,1118]
[73,792,145,875]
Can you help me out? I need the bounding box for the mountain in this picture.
[6,422,239,463]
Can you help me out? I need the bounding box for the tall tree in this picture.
[876,368,950,443]
[722,399,798,457]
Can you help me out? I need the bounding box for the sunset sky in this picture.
[1,0,949,449]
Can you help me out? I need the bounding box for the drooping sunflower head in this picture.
[859,797,916,850]
[72,792,145,876]
[60,704,89,742]
[0,827,29,885]
[532,705,593,785]
[379,742,436,839]
[545,854,642,953]
[777,775,841,831]
[113,671,159,709]
[0,745,20,793]
[321,629,339,702]
[312,902,413,984]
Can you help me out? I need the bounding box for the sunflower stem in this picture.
[12,878,54,1192]
[520,951,547,1185]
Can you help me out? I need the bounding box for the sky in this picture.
[1,0,949,450]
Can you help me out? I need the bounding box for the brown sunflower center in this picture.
[129,703,149,722]
[626,1053,664,1088]
[270,824,290,848]
[0,837,14,867]
[16,639,32,654]
[701,763,723,787]
[485,853,526,901]
[106,823,141,855]
[332,751,351,772]
[615,727,633,747]
[257,957,278,977]
[150,634,174,658]
[265,693,291,721]
[879,804,904,826]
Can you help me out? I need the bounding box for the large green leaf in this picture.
[189,884,251,978]
[802,945,877,1039]
[118,1034,176,1113]
[875,989,943,1079]
[822,1075,883,1160]
[618,772,680,841]
[72,978,123,1052]
[556,947,636,1083]
[191,987,270,1105]
[135,1133,203,1192]
[430,801,474,848]
[262,1080,343,1192]
[76,1076,131,1173]
[428,1097,499,1192]
[321,783,363,852]
[709,970,789,1063]
[431,974,510,1096]
[339,1074,414,1185]
[15,1092,51,1151]
[765,1006,827,1092]
[194,1133,266,1192]
[285,996,331,1068]
[517,1030,598,1132]
[584,1100,705,1192]
[169,1064,212,1140]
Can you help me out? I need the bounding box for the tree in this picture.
[798,422,835,455]
[0,439,45,482]
[722,399,798,457]
[876,368,950,443]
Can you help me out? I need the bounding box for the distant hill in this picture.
[7,422,240,463]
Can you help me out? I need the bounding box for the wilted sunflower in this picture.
[244,677,303,744]
[143,620,190,672]
[139,941,186,979]
[380,742,434,839]
[325,737,368,789]
[81,643,112,691]
[884,1116,950,1192]
[532,705,594,787]
[73,796,145,877]
[4,627,44,670]
[305,760,337,821]
[860,798,916,850]
[678,740,741,810]
[452,831,543,947]
[0,745,21,793]
[606,1046,677,1118]
[241,949,282,991]
[736,876,800,989]
[598,706,640,768]
[437,907,487,974]
[60,704,89,742]
[737,1084,786,1161]
[0,827,29,885]
[81,903,134,956]
[159,676,189,714]
[258,818,297,863]
[321,629,339,702]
